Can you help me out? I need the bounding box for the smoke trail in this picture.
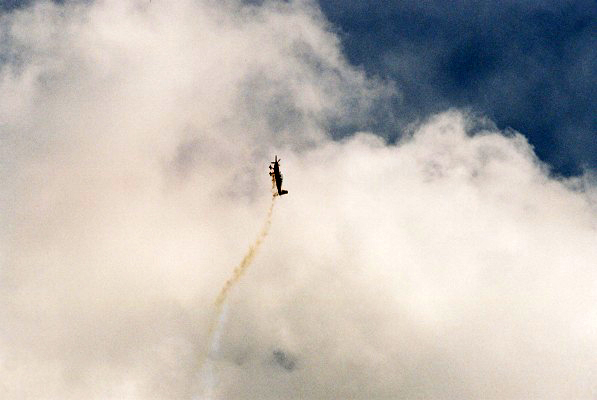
[214,195,276,308]
[194,178,277,398]
[197,302,229,400]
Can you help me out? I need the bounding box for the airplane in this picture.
[269,155,288,196]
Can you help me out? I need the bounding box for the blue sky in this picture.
[3,0,595,175]
[317,0,596,175]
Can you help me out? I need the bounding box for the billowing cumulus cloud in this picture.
[0,1,595,399]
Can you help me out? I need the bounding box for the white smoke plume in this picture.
[197,302,229,400]
[214,183,277,309]
[196,179,276,398]
[1,1,595,399]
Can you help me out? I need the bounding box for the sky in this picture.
[317,0,596,176]
[0,1,596,399]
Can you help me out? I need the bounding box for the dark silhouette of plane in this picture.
[269,155,288,196]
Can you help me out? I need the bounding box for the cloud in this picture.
[0,1,595,399]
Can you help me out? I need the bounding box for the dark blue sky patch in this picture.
[1,0,67,12]
[0,0,28,10]
[318,0,596,175]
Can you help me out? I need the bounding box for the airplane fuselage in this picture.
[269,156,288,196]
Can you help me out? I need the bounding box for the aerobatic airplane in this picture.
[269,155,288,196]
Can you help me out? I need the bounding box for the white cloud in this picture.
[1,1,595,399]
